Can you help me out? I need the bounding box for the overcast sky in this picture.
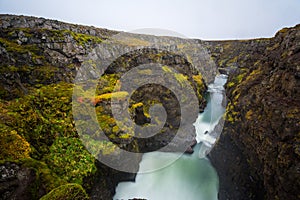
[0,0,299,40]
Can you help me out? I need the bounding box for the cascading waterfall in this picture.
[196,74,227,158]
[114,74,227,200]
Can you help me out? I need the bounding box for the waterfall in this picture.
[196,74,227,158]
[114,75,227,200]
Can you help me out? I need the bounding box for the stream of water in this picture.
[114,75,227,200]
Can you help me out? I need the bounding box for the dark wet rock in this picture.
[0,162,36,200]
[209,24,300,200]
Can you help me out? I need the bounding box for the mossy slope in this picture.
[0,15,207,199]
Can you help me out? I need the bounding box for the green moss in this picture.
[77,74,128,105]
[227,70,247,89]
[278,27,289,35]
[266,43,280,51]
[40,183,88,200]
[69,31,103,47]
[81,134,116,156]
[0,65,18,73]
[96,109,116,134]
[94,104,134,142]
[33,65,57,81]
[235,73,246,83]
[119,133,133,139]
[233,92,241,102]
[131,102,144,109]
[192,75,204,88]
[0,35,43,67]
[0,129,31,160]
[94,91,128,102]
[141,100,161,119]
[174,73,188,86]
[226,113,235,123]
[225,102,240,123]
[162,65,190,87]
[192,74,206,101]
[36,29,103,47]
[43,137,97,184]
[229,56,238,63]
[7,28,33,38]
[96,74,121,95]
[0,37,39,54]
[227,82,235,88]
[245,68,262,82]
[162,65,172,73]
[6,83,76,156]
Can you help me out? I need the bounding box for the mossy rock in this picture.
[0,158,67,199]
[6,82,76,156]
[20,158,66,194]
[0,129,31,160]
[80,134,117,156]
[43,137,97,185]
[40,183,89,200]
[92,91,128,105]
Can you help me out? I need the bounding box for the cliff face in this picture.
[0,15,207,199]
[0,14,119,100]
[209,25,300,200]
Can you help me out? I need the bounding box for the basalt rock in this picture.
[1,14,299,200]
[209,24,300,200]
[0,162,36,200]
[0,15,207,199]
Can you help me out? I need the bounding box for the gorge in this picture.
[113,75,227,200]
[0,15,299,200]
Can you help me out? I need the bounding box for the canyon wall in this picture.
[208,24,300,200]
[0,15,299,199]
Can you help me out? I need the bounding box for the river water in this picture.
[114,75,227,200]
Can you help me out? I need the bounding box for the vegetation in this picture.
[6,83,76,156]
[40,183,89,200]
[92,91,129,105]
[44,137,97,184]
[0,129,31,160]
[0,19,208,199]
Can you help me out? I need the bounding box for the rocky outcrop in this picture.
[209,25,300,200]
[0,15,207,199]
[0,14,118,100]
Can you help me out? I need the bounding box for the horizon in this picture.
[0,0,300,40]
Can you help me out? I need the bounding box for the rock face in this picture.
[0,14,118,100]
[1,14,299,200]
[0,15,207,199]
[208,25,300,200]
[0,162,36,200]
